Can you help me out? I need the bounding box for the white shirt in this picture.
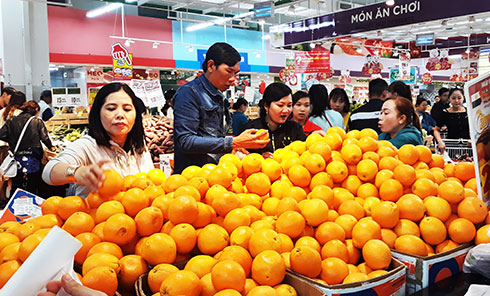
[38,100,53,120]
[42,135,154,197]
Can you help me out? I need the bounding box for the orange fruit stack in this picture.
[0,130,486,295]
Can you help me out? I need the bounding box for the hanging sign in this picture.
[130,80,148,106]
[279,58,298,85]
[144,80,165,108]
[426,49,452,71]
[111,43,133,80]
[399,53,411,81]
[362,55,383,75]
[390,67,416,84]
[421,73,433,84]
[340,70,351,83]
[294,51,330,74]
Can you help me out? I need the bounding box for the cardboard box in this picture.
[285,258,406,296]
[391,244,473,294]
[0,189,44,223]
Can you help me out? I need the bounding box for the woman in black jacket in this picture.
[244,83,306,157]
[0,101,54,196]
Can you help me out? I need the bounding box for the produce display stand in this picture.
[45,113,89,132]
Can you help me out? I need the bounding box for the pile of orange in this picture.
[0,127,487,296]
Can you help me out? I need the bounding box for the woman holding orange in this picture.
[42,83,154,197]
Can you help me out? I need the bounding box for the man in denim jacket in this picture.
[173,43,268,173]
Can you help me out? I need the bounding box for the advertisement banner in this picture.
[390,67,416,84]
[294,51,330,74]
[86,67,105,84]
[143,80,165,108]
[111,43,133,80]
[399,53,411,81]
[130,79,149,107]
[464,73,490,204]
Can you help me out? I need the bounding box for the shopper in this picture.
[42,83,154,197]
[0,90,26,126]
[349,78,389,133]
[173,42,268,173]
[378,96,423,148]
[309,84,345,131]
[433,88,470,153]
[0,87,15,109]
[38,274,105,296]
[231,98,249,136]
[0,101,54,196]
[161,89,175,120]
[431,87,450,125]
[387,80,412,100]
[39,90,54,121]
[415,96,437,135]
[291,91,324,136]
[328,88,351,130]
[244,83,306,157]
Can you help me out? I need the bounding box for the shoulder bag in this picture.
[0,117,35,178]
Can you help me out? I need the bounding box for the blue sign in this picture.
[390,67,417,85]
[197,49,250,72]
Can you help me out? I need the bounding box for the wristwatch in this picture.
[65,165,79,181]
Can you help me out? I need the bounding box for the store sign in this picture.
[398,53,411,81]
[464,73,490,203]
[276,0,490,46]
[197,49,250,72]
[294,51,330,74]
[111,43,133,80]
[421,73,433,84]
[86,67,104,83]
[390,67,416,84]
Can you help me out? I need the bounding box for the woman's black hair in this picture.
[19,101,40,116]
[88,83,146,154]
[309,84,329,117]
[3,91,26,121]
[448,88,464,99]
[415,95,428,107]
[388,80,412,100]
[232,98,248,110]
[292,91,309,106]
[259,83,292,118]
[328,88,351,114]
[202,42,241,72]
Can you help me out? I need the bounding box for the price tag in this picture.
[159,154,174,177]
[52,88,67,109]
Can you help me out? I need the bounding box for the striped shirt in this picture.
[348,99,384,133]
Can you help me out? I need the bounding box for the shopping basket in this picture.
[435,138,473,162]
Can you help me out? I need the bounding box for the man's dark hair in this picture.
[202,42,241,72]
[438,87,449,97]
[1,87,15,96]
[388,80,412,100]
[309,84,329,117]
[88,83,146,154]
[40,90,52,101]
[232,98,248,110]
[415,95,428,106]
[368,78,388,98]
[259,83,292,118]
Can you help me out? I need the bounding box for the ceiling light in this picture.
[86,3,123,18]
[124,39,131,47]
[188,46,194,53]
[287,5,296,15]
[152,42,159,49]
[125,0,138,2]
[258,19,265,26]
[386,0,395,6]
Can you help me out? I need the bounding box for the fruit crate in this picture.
[435,139,473,162]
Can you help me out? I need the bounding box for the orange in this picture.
[211,191,241,217]
[98,169,123,197]
[294,236,321,254]
[346,130,361,140]
[274,284,298,296]
[372,201,399,228]
[368,270,389,279]
[457,197,487,224]
[362,239,391,270]
[276,211,305,239]
[345,240,361,264]
[464,188,478,198]
[377,146,397,158]
[303,153,325,175]
[135,206,164,236]
[174,185,201,202]
[436,240,459,254]
[444,163,456,177]
[396,194,426,222]
[394,235,428,256]
[379,179,403,202]
[160,270,201,296]
[247,286,278,296]
[358,136,378,153]
[315,221,346,245]
[183,255,218,279]
[41,196,62,215]
[287,165,311,188]
[429,154,445,168]
[338,200,365,221]
[335,215,358,239]
[211,260,246,292]
[168,195,199,225]
[378,156,399,171]
[308,185,334,207]
[213,289,242,296]
[290,246,322,277]
[62,212,95,237]
[57,195,88,220]
[324,133,343,151]
[448,218,476,243]
[82,252,120,276]
[308,140,332,161]
[320,257,349,285]
[343,272,369,284]
[197,224,230,255]
[122,188,149,217]
[393,219,420,237]
[476,225,490,245]
[207,165,234,188]
[246,172,271,196]
[420,217,447,245]
[424,196,452,222]
[381,229,397,248]
[219,154,243,175]
[148,264,179,293]
[326,161,349,183]
[103,213,136,245]
[341,144,363,165]
[351,218,382,248]
[398,144,419,165]
[415,169,436,182]
[454,162,476,182]
[122,175,137,191]
[169,223,196,254]
[300,199,329,227]
[140,233,176,266]
[393,164,416,186]
[146,168,167,185]
[412,178,438,199]
[356,159,378,182]
[416,145,433,163]
[0,221,21,238]
[188,177,209,199]
[0,242,20,264]
[218,245,253,278]
[374,169,394,188]
[223,208,251,234]
[464,178,478,193]
[130,177,153,190]
[327,210,340,222]
[242,153,264,177]
[251,250,285,286]
[332,188,355,210]
[94,200,125,224]
[119,254,148,288]
[86,193,111,210]
[74,232,100,265]
[362,197,381,216]
[321,239,349,262]
[430,168,448,185]
[249,228,281,257]
[305,133,323,149]
[276,197,300,214]
[363,151,380,164]
[359,128,378,140]
[438,180,465,204]
[413,161,430,170]
[357,183,379,199]
[261,158,282,182]
[162,174,188,193]
[342,175,362,195]
[87,242,123,259]
[80,266,118,296]
[0,233,19,254]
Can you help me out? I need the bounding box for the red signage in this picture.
[421,73,433,84]
[294,51,331,74]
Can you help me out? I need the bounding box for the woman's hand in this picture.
[438,141,446,154]
[262,152,274,159]
[37,274,106,296]
[73,160,110,193]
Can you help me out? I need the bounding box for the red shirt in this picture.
[303,118,323,136]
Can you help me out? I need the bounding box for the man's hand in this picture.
[232,129,270,150]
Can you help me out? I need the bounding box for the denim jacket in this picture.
[173,74,233,173]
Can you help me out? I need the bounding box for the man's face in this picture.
[44,96,52,105]
[206,61,240,92]
[440,91,449,103]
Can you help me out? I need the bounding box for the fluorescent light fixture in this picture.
[287,5,295,15]
[125,0,137,2]
[152,42,159,49]
[188,46,194,53]
[386,0,395,6]
[124,39,131,47]
[186,12,253,32]
[86,3,123,18]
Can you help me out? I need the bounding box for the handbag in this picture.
[0,117,35,178]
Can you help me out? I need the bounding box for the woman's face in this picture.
[239,104,248,113]
[265,94,293,125]
[416,101,428,113]
[292,97,310,122]
[379,100,405,134]
[100,89,136,142]
[449,90,464,108]
[330,96,346,114]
